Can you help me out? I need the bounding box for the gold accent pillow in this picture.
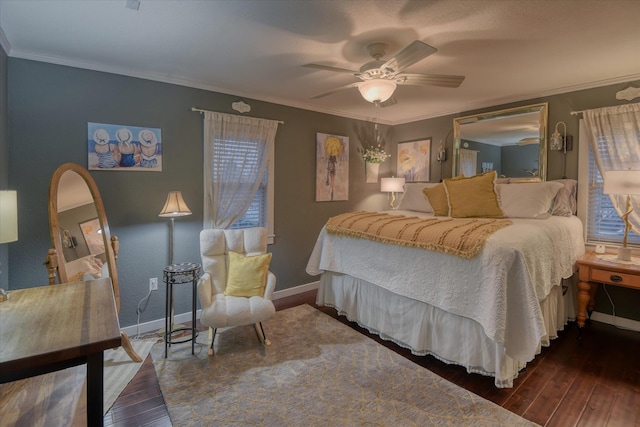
[423,175,465,216]
[224,251,272,297]
[444,171,504,218]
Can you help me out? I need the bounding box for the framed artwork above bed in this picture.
[397,138,431,182]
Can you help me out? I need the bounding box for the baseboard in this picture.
[590,311,640,332]
[272,280,319,299]
[121,281,320,337]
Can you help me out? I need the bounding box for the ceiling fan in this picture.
[305,40,465,105]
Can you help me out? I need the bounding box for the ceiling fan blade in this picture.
[310,82,361,99]
[303,63,358,74]
[379,95,397,108]
[396,73,465,88]
[381,41,437,75]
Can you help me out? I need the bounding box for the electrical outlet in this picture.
[149,277,158,291]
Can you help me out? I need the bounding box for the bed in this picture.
[306,174,585,387]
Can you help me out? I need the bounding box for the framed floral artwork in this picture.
[397,138,431,182]
[316,133,349,201]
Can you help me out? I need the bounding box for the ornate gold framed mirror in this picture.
[46,162,141,362]
[453,102,548,182]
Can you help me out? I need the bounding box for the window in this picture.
[227,140,275,242]
[578,120,640,246]
[203,112,278,244]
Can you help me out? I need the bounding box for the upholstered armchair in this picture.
[197,227,276,356]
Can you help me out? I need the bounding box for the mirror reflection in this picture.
[453,103,548,181]
[56,170,108,282]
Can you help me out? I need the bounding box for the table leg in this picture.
[576,279,591,331]
[86,352,104,426]
[192,278,196,355]
[165,279,170,358]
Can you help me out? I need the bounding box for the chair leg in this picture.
[208,327,217,356]
[254,322,271,346]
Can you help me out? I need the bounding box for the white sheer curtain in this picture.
[583,102,640,234]
[203,111,279,229]
[459,148,478,177]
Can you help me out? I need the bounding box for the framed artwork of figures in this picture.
[316,133,349,201]
[397,138,431,182]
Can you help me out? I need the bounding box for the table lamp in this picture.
[381,177,405,210]
[603,170,640,261]
[159,191,192,265]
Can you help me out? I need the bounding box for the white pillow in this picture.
[497,182,564,218]
[397,183,437,213]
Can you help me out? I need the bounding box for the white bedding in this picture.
[306,211,585,382]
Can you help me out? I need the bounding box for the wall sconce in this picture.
[603,170,640,261]
[159,191,192,265]
[381,177,405,210]
[549,121,574,178]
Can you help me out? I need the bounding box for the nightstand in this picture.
[576,251,640,333]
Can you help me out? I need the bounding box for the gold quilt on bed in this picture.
[325,211,512,258]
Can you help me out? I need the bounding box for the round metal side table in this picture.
[163,262,201,358]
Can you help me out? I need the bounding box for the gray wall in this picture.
[1,45,9,290]
[394,79,640,320]
[6,56,640,325]
[6,58,391,327]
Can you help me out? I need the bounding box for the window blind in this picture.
[586,138,640,245]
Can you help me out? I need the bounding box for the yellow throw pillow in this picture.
[444,171,504,218]
[423,175,465,216]
[224,251,272,297]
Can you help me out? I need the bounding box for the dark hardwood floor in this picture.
[104,289,640,426]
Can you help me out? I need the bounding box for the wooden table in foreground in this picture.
[576,251,640,331]
[0,278,121,426]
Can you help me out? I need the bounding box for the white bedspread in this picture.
[306,211,585,362]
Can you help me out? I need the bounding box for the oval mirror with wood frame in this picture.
[46,162,141,362]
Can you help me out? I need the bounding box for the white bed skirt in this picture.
[317,272,577,388]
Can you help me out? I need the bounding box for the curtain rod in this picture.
[571,102,639,116]
[191,107,284,124]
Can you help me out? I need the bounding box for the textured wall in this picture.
[6,56,640,325]
[6,58,389,326]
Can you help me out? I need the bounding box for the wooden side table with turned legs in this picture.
[576,251,640,337]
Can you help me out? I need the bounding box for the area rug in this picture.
[0,337,156,426]
[151,304,537,426]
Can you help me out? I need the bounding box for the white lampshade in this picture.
[358,79,397,103]
[603,171,640,195]
[159,191,192,217]
[381,177,405,193]
[0,190,18,244]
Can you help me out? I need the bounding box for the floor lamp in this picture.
[158,191,192,265]
[158,191,192,337]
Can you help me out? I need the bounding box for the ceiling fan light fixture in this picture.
[358,79,397,103]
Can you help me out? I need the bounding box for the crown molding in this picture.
[7,48,640,127]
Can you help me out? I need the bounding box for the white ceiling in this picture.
[1,0,639,125]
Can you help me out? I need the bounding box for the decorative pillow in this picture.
[444,171,504,218]
[423,176,465,216]
[398,183,437,213]
[548,179,578,216]
[496,181,564,218]
[224,251,272,297]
